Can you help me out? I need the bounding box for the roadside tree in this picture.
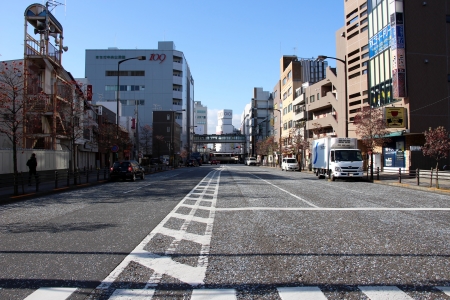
[0,61,43,195]
[354,107,390,180]
[422,126,450,188]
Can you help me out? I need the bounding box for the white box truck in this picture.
[312,137,364,181]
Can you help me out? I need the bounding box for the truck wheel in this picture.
[315,169,319,177]
[330,172,336,181]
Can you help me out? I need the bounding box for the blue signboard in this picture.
[369,24,391,58]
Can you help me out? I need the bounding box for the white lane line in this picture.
[215,207,450,211]
[191,288,237,300]
[437,286,450,296]
[94,168,222,291]
[278,286,328,300]
[109,288,156,299]
[24,287,77,300]
[250,174,319,208]
[358,286,413,300]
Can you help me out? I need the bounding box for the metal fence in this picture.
[367,167,450,189]
[0,164,174,197]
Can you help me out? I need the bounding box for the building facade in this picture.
[85,41,194,157]
[366,0,450,170]
[215,109,234,152]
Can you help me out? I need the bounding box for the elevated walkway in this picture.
[193,134,245,144]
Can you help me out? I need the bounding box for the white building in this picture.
[216,109,234,152]
[85,41,194,156]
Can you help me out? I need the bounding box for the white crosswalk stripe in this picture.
[108,288,156,299]
[278,286,328,300]
[18,285,450,299]
[358,286,413,300]
[23,287,77,300]
[191,288,237,300]
[437,286,450,296]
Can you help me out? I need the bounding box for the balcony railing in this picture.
[25,34,61,65]
[25,94,53,112]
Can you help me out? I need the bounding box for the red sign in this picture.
[86,85,92,101]
[149,54,166,63]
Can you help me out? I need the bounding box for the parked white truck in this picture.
[312,137,364,181]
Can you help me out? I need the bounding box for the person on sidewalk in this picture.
[26,153,37,186]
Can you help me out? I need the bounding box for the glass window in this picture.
[382,0,388,28]
[317,93,320,100]
[370,59,375,87]
[385,50,391,81]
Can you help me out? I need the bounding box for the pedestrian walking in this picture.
[26,153,37,186]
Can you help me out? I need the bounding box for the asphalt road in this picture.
[0,165,449,299]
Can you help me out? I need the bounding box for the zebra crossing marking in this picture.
[358,286,413,300]
[278,286,328,300]
[23,287,77,300]
[191,288,237,300]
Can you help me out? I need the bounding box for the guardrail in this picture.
[367,167,450,189]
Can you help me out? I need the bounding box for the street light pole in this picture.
[317,55,348,137]
[273,108,282,167]
[116,56,146,156]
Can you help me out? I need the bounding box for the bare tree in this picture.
[422,126,450,188]
[56,79,97,173]
[0,61,42,195]
[354,107,390,180]
[289,127,309,171]
[139,124,152,155]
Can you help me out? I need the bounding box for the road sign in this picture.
[111,145,119,153]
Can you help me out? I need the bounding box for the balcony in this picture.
[25,34,61,66]
[25,93,53,112]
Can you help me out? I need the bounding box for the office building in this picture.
[85,41,194,157]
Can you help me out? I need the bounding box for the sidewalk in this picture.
[0,166,176,204]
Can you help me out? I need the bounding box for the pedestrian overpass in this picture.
[192,134,246,145]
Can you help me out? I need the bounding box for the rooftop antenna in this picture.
[46,0,65,12]
[293,46,297,56]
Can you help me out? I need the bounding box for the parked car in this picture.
[281,158,299,171]
[110,160,145,181]
[186,159,199,167]
[210,159,219,165]
[245,157,258,166]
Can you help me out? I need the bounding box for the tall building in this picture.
[216,109,234,152]
[194,101,207,135]
[279,56,327,155]
[366,0,450,169]
[343,0,370,137]
[249,88,272,157]
[85,41,194,157]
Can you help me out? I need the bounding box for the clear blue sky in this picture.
[2,0,344,134]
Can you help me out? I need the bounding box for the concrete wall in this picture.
[0,149,69,174]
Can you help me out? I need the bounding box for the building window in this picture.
[167,127,171,132]
[287,71,292,80]
[288,103,292,112]
[310,95,315,103]
[282,77,287,85]
[288,87,292,96]
[106,71,145,76]
[105,85,145,91]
